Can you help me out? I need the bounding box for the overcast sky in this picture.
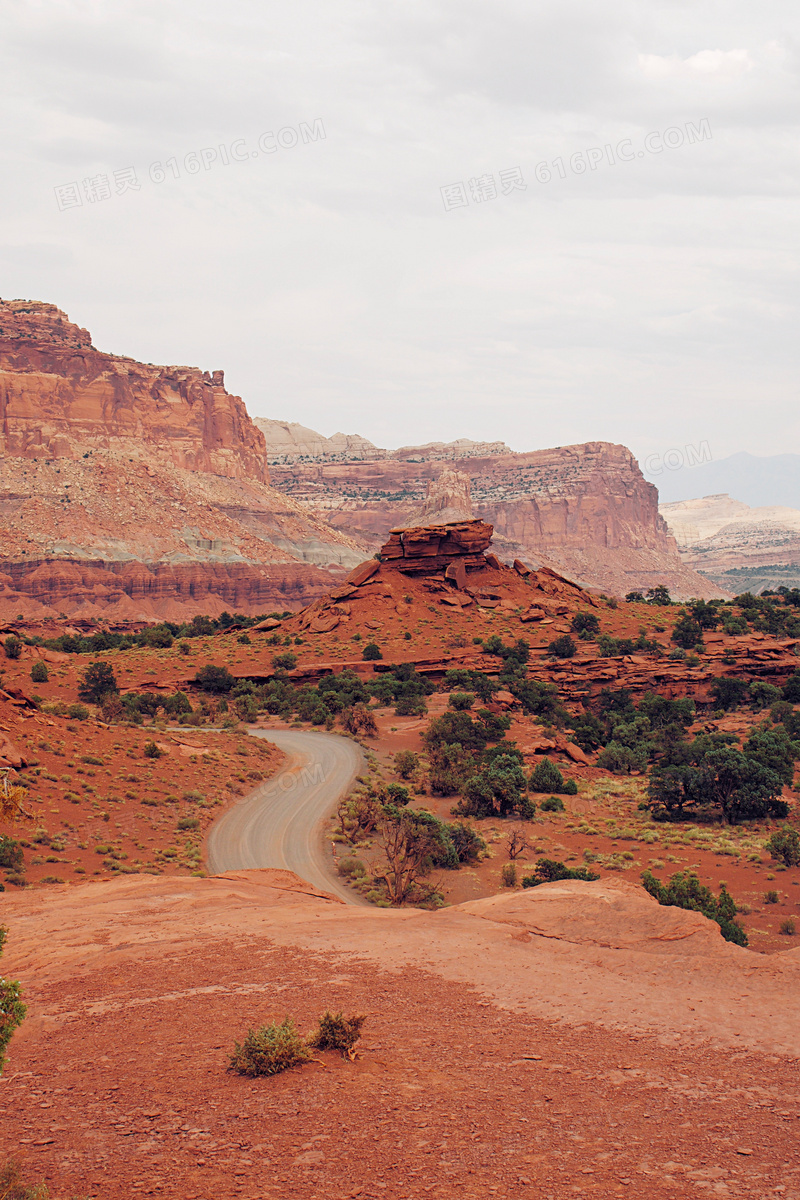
[1,0,798,468]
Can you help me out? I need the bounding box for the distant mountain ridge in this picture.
[660,492,800,594]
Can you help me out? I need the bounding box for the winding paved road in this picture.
[206,729,367,904]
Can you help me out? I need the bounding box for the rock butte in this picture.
[267,428,724,599]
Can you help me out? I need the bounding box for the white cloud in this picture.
[0,0,798,465]
[639,48,754,79]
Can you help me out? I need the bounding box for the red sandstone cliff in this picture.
[0,300,266,482]
[0,300,364,619]
[268,441,723,599]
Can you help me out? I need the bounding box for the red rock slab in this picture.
[347,559,381,585]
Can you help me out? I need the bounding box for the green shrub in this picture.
[29,660,48,684]
[447,821,486,863]
[571,611,600,637]
[177,817,199,831]
[3,636,21,660]
[338,856,367,878]
[780,918,796,935]
[449,691,475,711]
[521,859,600,887]
[78,661,118,703]
[529,757,565,793]
[501,862,517,887]
[764,889,779,904]
[385,784,411,807]
[540,795,565,813]
[362,643,383,661]
[193,664,235,694]
[307,1011,366,1059]
[229,1019,311,1076]
[641,869,747,946]
[67,703,90,721]
[0,927,26,1073]
[0,838,24,873]
[547,635,576,659]
[144,741,164,759]
[563,778,578,795]
[765,826,800,867]
[272,651,297,670]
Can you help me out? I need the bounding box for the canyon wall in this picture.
[0,300,363,619]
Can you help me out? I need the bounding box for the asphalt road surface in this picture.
[206,728,366,904]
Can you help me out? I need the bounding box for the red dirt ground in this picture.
[1,871,799,1200]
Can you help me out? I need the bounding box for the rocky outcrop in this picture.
[0,300,365,619]
[380,519,494,576]
[0,557,342,620]
[270,440,723,599]
[255,418,511,466]
[408,469,473,525]
[255,418,384,464]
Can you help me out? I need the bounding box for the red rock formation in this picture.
[379,519,494,575]
[0,300,365,619]
[0,557,345,619]
[0,300,267,482]
[270,441,722,599]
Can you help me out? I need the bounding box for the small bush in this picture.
[0,927,26,1074]
[338,856,367,878]
[3,636,22,660]
[385,784,411,807]
[540,795,565,813]
[307,1011,366,1059]
[0,838,24,873]
[448,821,486,863]
[272,651,297,670]
[193,664,235,694]
[67,703,90,720]
[229,1019,311,1076]
[521,859,600,887]
[144,741,164,759]
[780,918,796,936]
[529,757,565,793]
[765,826,800,868]
[501,862,517,888]
[30,660,48,684]
[394,750,419,779]
[547,634,576,659]
[177,817,199,831]
[449,691,475,711]
[362,643,383,661]
[0,1160,53,1199]
[764,890,780,904]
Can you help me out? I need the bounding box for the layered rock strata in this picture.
[268,439,722,599]
[0,300,363,618]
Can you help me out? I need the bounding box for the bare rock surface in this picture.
[1,870,799,1198]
